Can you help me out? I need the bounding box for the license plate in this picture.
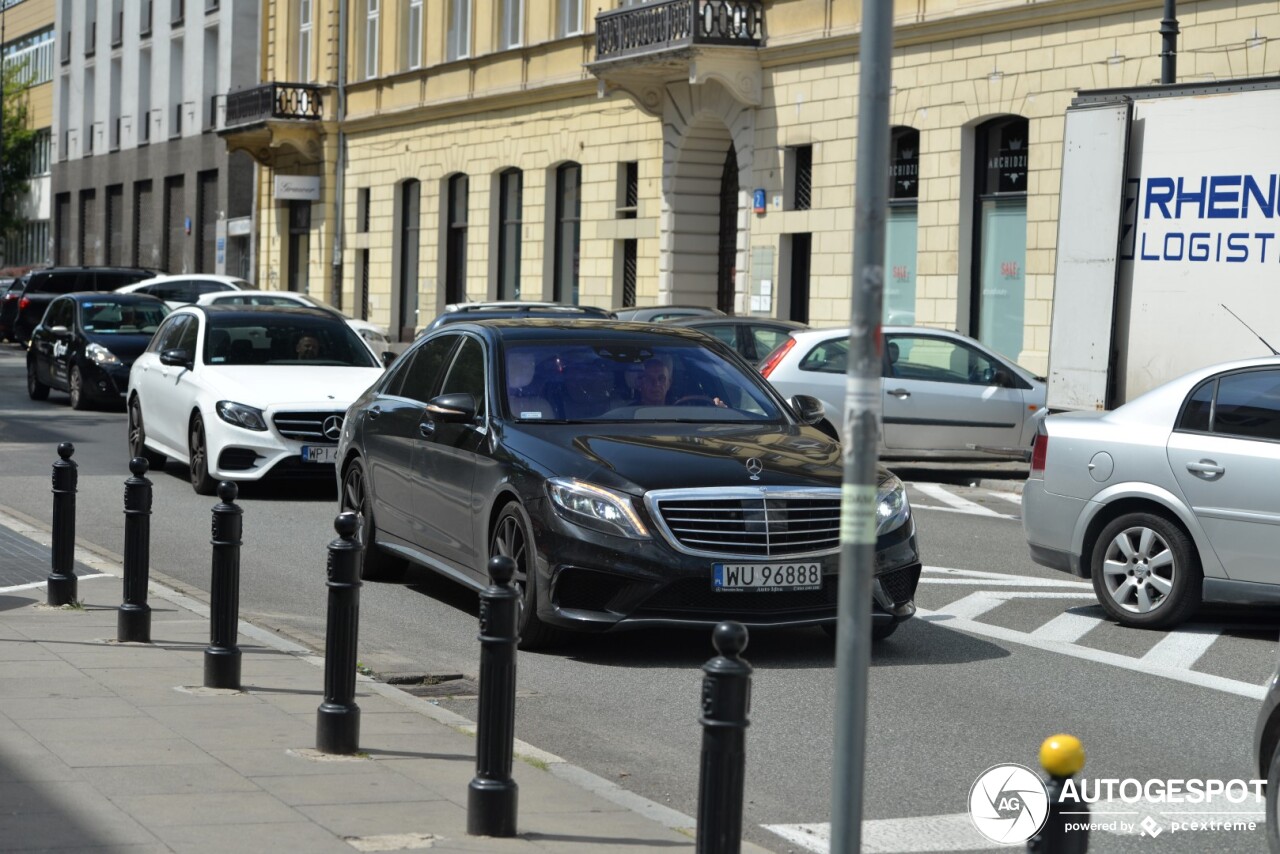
[301,445,339,464]
[713,562,823,592]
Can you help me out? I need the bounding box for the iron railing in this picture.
[594,0,763,62]
[2,39,55,86]
[223,82,324,127]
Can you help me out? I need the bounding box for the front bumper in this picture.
[82,360,132,403]
[205,410,342,483]
[527,501,921,632]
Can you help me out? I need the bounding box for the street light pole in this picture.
[1160,0,1179,84]
[830,1,893,852]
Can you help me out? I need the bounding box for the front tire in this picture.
[128,396,167,469]
[491,503,560,650]
[188,413,218,496]
[26,359,49,401]
[1090,512,1202,629]
[340,458,407,582]
[68,365,89,410]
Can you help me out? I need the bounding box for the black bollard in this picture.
[47,442,79,606]
[204,481,242,690]
[1027,734,1088,854]
[467,555,520,838]
[316,512,363,754]
[696,621,752,854]
[118,457,153,643]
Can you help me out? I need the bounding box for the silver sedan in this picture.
[1024,356,1280,628]
[761,325,1046,458]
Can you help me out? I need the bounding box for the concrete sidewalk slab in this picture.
[0,518,774,853]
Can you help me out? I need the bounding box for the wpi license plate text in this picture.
[301,446,339,464]
[713,562,822,592]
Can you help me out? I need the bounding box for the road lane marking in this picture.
[910,483,1003,517]
[1029,608,1105,643]
[990,491,1022,504]
[765,815,994,853]
[0,576,107,594]
[922,566,1092,588]
[1140,625,1223,670]
[916,603,1267,699]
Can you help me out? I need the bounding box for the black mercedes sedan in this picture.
[27,292,170,409]
[335,320,921,648]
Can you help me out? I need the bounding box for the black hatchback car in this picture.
[8,266,160,345]
[336,320,921,648]
[27,293,170,409]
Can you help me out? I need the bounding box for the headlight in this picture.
[876,474,911,535]
[547,477,649,539]
[85,342,121,367]
[216,400,268,432]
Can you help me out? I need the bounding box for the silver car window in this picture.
[1208,370,1280,441]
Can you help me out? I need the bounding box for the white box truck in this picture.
[1047,77,1280,412]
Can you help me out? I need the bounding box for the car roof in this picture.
[177,304,343,321]
[128,274,251,285]
[61,292,169,304]
[439,318,734,345]
[31,266,158,275]
[667,316,807,329]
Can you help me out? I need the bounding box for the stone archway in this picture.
[661,81,756,311]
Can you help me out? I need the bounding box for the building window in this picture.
[28,129,51,177]
[106,185,124,265]
[971,116,1028,362]
[133,180,154,267]
[196,170,217,273]
[357,187,371,320]
[364,0,379,80]
[619,239,637,307]
[79,189,96,265]
[617,161,637,219]
[554,162,581,304]
[557,0,583,37]
[445,173,469,304]
[886,127,919,326]
[497,168,522,301]
[298,0,313,81]
[2,27,55,86]
[396,179,420,340]
[499,0,522,50]
[786,145,812,211]
[447,0,471,61]
[54,192,71,265]
[404,0,422,69]
[164,176,184,274]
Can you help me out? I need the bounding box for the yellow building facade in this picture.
[229,0,1280,373]
[2,0,54,268]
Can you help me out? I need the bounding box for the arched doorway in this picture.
[666,119,741,309]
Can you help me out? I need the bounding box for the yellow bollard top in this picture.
[1039,734,1085,778]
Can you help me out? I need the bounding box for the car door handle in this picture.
[419,420,435,438]
[888,388,910,398]
[367,405,381,420]
[1186,460,1225,476]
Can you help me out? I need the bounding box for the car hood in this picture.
[197,365,385,408]
[86,334,154,363]
[503,422,877,494]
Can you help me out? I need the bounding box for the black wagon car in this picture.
[27,293,170,409]
[336,319,921,648]
[9,266,160,345]
[667,316,808,365]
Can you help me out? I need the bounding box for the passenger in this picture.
[296,334,322,360]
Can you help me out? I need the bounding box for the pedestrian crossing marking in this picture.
[910,483,1003,516]
[1028,608,1105,643]
[1140,625,1222,670]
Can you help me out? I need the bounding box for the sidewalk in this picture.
[0,512,770,853]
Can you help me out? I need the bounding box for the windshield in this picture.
[503,338,785,423]
[81,300,170,335]
[204,315,378,367]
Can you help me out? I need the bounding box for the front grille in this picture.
[652,491,841,557]
[638,576,838,615]
[879,564,921,605]
[272,410,344,442]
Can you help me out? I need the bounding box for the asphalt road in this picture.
[1,343,1275,853]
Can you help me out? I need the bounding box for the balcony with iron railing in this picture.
[219,82,326,165]
[588,0,764,115]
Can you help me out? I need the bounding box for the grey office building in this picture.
[52,0,258,277]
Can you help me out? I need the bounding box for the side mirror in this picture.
[991,368,1013,387]
[381,350,397,369]
[426,392,477,423]
[790,394,825,426]
[49,325,70,336]
[159,348,192,368]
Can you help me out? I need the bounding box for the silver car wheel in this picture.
[1100,525,1176,614]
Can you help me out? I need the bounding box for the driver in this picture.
[634,357,728,408]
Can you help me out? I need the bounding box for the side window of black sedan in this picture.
[44,298,74,330]
[388,334,458,403]
[439,337,487,418]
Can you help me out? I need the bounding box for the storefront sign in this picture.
[274,175,321,201]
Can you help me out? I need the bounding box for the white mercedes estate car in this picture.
[127,304,385,494]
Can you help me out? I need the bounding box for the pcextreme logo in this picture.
[968,764,1049,844]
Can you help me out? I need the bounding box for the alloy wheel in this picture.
[491,513,529,620]
[1099,525,1175,614]
[342,464,371,550]
[69,366,84,410]
[128,400,146,458]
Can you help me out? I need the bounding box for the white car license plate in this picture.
[713,562,822,592]
[301,445,339,464]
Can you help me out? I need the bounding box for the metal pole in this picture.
[118,457,153,643]
[1028,734,1089,854]
[831,1,893,851]
[47,443,78,606]
[316,512,363,754]
[1160,0,1179,85]
[695,621,752,854]
[467,555,519,838]
[204,481,242,690]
